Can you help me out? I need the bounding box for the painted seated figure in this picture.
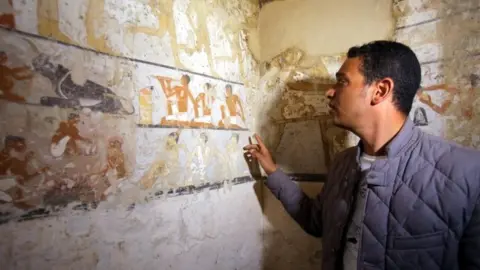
[50,113,97,158]
[191,83,216,128]
[0,136,49,209]
[156,74,198,127]
[218,84,246,129]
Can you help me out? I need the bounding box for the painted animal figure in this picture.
[32,54,133,114]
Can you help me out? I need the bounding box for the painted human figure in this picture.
[416,83,458,115]
[0,0,15,29]
[0,51,33,102]
[186,133,211,186]
[50,113,95,157]
[183,1,219,77]
[126,0,184,69]
[157,75,198,126]
[0,136,49,208]
[191,83,215,127]
[90,136,126,198]
[219,85,245,129]
[418,74,478,120]
[225,133,242,178]
[140,130,186,189]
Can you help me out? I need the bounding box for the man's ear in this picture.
[371,78,394,105]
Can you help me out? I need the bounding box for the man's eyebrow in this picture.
[335,72,346,78]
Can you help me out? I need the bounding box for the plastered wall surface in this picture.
[256,0,394,61]
[0,0,259,217]
[1,183,267,270]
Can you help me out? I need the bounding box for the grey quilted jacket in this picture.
[266,119,480,270]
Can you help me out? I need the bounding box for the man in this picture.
[157,74,198,126]
[244,41,480,269]
[50,113,93,157]
[219,84,245,129]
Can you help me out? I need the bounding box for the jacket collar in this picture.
[355,118,416,162]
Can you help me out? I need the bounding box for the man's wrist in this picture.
[265,164,278,176]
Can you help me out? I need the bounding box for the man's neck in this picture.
[356,114,407,156]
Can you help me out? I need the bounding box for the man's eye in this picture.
[335,79,347,86]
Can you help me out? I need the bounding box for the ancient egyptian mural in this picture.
[11,0,259,83]
[134,66,248,130]
[0,0,258,219]
[0,30,136,211]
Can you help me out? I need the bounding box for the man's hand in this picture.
[243,134,277,175]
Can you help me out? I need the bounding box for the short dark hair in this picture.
[182,74,191,84]
[168,132,179,143]
[225,84,232,90]
[347,40,421,115]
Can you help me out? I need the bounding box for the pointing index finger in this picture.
[254,133,266,148]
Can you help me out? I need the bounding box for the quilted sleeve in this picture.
[265,168,324,237]
[459,195,480,269]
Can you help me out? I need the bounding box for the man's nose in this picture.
[326,88,335,99]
